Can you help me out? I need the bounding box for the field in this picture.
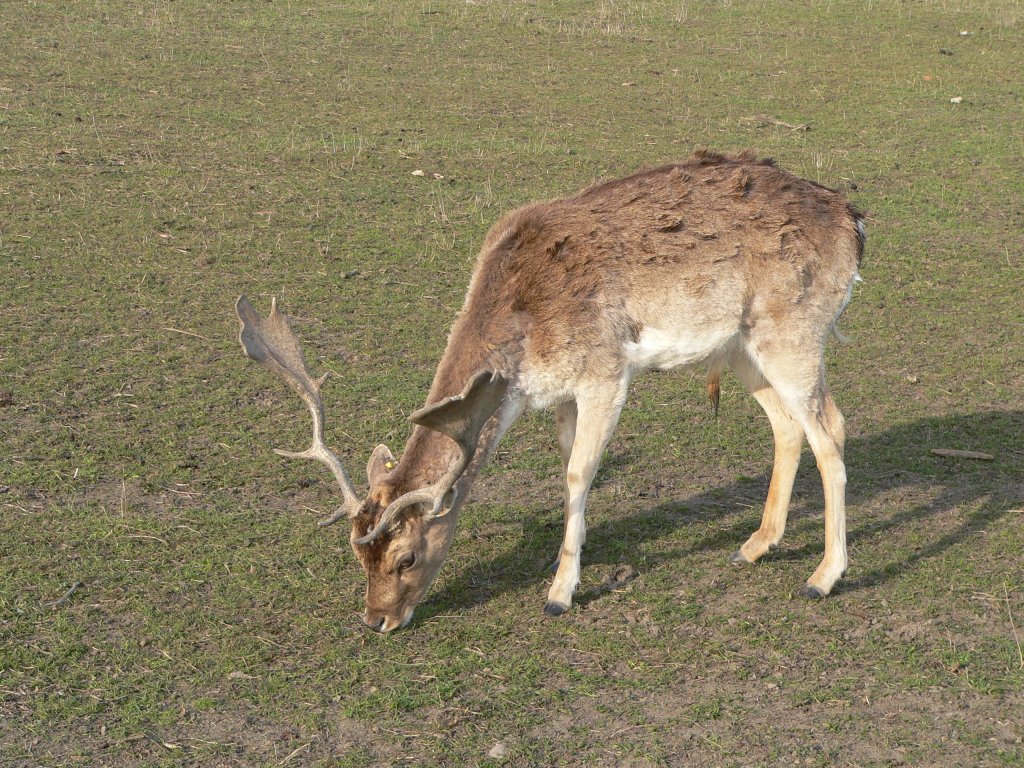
[2,1,1022,765]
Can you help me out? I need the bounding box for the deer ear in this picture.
[358,371,509,546]
[367,444,396,488]
[410,370,508,458]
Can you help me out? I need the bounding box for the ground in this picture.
[1,1,1022,766]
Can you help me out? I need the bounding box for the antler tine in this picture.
[353,447,472,546]
[236,295,362,525]
[354,488,437,546]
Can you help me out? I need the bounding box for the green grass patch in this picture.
[2,1,1022,765]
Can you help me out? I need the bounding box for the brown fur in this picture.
[347,150,864,629]
[438,151,862,393]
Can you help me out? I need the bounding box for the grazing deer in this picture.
[237,150,864,633]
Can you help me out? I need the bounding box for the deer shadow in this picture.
[415,409,1023,621]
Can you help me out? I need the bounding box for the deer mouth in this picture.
[363,608,414,633]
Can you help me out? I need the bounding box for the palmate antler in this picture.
[236,296,509,542]
[236,296,361,525]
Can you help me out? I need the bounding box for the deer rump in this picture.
[238,150,865,632]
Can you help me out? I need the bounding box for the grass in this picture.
[2,0,1023,766]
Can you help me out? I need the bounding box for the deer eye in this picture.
[396,553,416,573]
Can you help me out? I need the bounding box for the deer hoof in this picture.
[797,584,826,600]
[729,549,751,565]
[544,601,569,616]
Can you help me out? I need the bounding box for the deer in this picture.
[236,150,865,633]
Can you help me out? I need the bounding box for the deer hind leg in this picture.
[545,381,627,616]
[797,390,847,597]
[749,348,848,597]
[729,355,805,565]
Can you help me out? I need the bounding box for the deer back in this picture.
[448,151,863,407]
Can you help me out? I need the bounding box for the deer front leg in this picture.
[545,383,627,616]
[548,399,579,573]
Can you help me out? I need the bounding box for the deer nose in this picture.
[362,613,387,633]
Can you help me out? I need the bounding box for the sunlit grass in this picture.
[1,1,1021,765]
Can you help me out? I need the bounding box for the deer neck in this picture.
[387,305,520,505]
[388,406,508,505]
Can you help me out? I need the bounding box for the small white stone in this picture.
[950,96,963,104]
[488,742,509,759]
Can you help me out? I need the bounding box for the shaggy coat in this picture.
[243,150,865,632]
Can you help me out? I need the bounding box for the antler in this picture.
[236,295,362,525]
[354,369,508,545]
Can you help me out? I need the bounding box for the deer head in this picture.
[235,296,507,632]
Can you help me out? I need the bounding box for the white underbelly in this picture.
[623,325,736,372]
[512,323,737,410]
